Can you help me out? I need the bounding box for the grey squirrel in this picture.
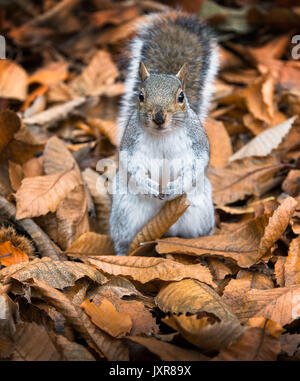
[110,11,219,255]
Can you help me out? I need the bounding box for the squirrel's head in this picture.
[137,62,188,135]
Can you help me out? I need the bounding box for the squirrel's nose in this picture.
[152,110,166,126]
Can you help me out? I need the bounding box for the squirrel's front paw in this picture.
[163,178,183,198]
[143,179,160,198]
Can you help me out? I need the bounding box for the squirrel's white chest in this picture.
[135,128,193,183]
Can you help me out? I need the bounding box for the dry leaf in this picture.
[243,74,276,124]
[213,327,281,361]
[70,50,119,97]
[128,194,189,254]
[80,255,214,286]
[28,279,129,360]
[82,168,111,234]
[155,279,238,321]
[0,257,107,289]
[15,169,82,219]
[229,116,297,161]
[23,98,86,128]
[81,298,132,338]
[238,286,300,326]
[28,61,68,86]
[247,317,284,338]
[0,60,28,101]
[66,232,114,255]
[283,236,300,287]
[204,118,232,168]
[163,314,245,351]
[0,241,29,267]
[209,156,285,205]
[128,336,206,361]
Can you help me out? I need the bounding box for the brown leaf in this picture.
[0,241,29,267]
[0,291,19,346]
[155,279,238,321]
[222,270,274,316]
[204,118,232,168]
[259,197,298,257]
[128,194,189,254]
[82,168,111,234]
[0,195,61,260]
[0,111,21,154]
[70,50,119,97]
[229,116,297,162]
[15,169,82,219]
[23,97,86,128]
[0,60,28,101]
[88,118,119,146]
[128,336,206,361]
[81,298,132,338]
[0,257,107,289]
[246,317,284,338]
[163,314,245,351]
[28,61,68,86]
[283,236,300,287]
[80,255,214,286]
[9,322,61,360]
[209,156,285,205]
[66,232,114,256]
[213,327,281,361]
[156,198,296,267]
[238,285,300,326]
[28,279,129,360]
[282,170,300,197]
[43,135,78,174]
[54,184,90,250]
[243,74,276,124]
[55,335,96,361]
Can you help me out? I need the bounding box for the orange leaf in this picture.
[81,298,132,338]
[0,241,29,267]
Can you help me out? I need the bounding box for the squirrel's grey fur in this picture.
[110,11,219,255]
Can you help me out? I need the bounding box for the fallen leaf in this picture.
[163,314,245,351]
[155,279,238,321]
[70,50,119,97]
[0,241,29,267]
[0,257,107,289]
[247,317,284,338]
[82,168,111,234]
[66,232,114,255]
[213,327,281,361]
[128,194,189,254]
[209,156,285,205]
[128,336,206,361]
[229,116,297,161]
[28,279,129,360]
[0,60,28,101]
[80,255,214,286]
[238,285,300,326]
[204,118,232,168]
[23,97,86,128]
[81,298,132,338]
[15,169,82,219]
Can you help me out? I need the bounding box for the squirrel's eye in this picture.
[178,91,184,103]
[139,91,144,103]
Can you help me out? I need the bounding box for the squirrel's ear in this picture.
[176,63,189,90]
[139,62,149,82]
